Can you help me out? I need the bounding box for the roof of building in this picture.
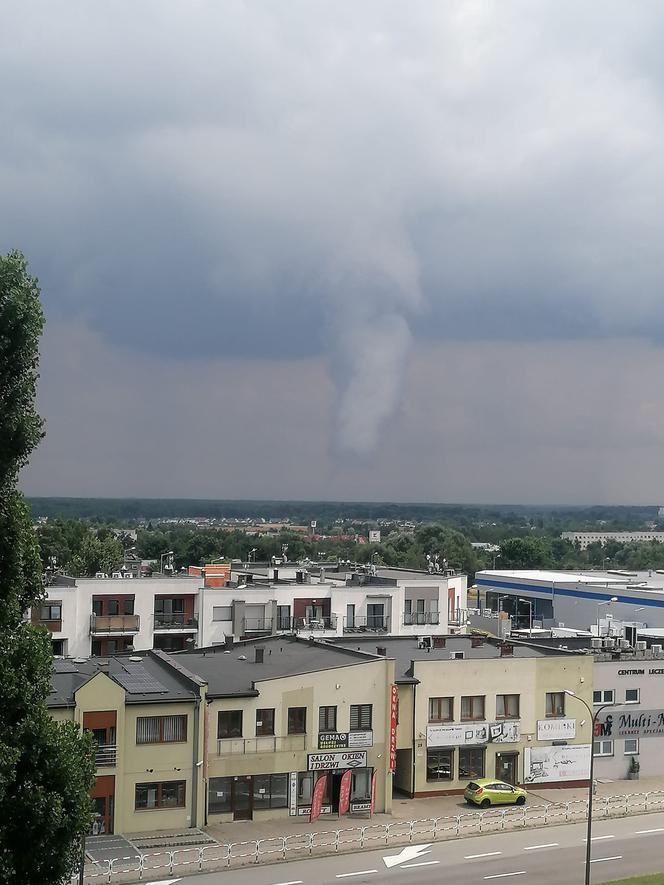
[48,651,200,708]
[477,568,664,596]
[329,634,585,683]
[175,635,387,698]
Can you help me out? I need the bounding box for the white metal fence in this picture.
[76,790,664,884]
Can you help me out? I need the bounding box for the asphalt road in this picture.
[157,810,664,885]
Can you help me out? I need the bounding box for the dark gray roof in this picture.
[48,652,200,708]
[330,635,585,682]
[176,635,385,698]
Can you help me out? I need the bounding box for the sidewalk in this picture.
[127,775,664,849]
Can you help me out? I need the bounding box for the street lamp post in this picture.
[596,597,618,637]
[564,690,613,885]
[518,598,534,637]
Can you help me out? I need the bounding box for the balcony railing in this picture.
[95,745,117,767]
[37,619,62,633]
[243,619,273,633]
[343,616,390,633]
[294,616,337,632]
[153,613,198,629]
[217,734,307,755]
[90,614,140,634]
[403,612,440,626]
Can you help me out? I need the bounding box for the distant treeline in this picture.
[26,496,660,530]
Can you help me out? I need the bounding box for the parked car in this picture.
[464,778,527,808]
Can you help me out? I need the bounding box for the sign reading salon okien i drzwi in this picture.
[338,769,352,816]
[310,773,328,822]
[308,751,368,771]
[389,684,398,771]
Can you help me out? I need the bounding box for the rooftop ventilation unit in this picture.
[591,638,603,649]
[636,641,647,651]
[653,644,663,655]
[450,651,464,660]
[603,637,615,649]
[619,639,631,650]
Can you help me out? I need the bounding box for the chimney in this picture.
[500,643,514,657]
[296,570,304,584]
[376,646,387,656]
[225,635,234,651]
[255,647,264,664]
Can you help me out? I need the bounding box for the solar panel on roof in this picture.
[114,665,168,694]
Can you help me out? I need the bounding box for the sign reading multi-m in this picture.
[308,751,368,771]
[318,731,373,750]
[596,710,664,739]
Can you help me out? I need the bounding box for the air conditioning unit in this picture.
[636,641,647,651]
[591,638,603,649]
[653,644,663,656]
[619,639,630,649]
[603,637,615,649]
[450,651,464,660]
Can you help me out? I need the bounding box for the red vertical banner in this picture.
[310,773,327,822]
[389,684,398,771]
[338,769,352,817]
[370,770,377,816]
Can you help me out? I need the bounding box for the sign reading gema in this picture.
[308,751,368,771]
[318,731,373,750]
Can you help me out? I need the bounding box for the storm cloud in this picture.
[4,1,664,498]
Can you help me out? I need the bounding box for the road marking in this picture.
[336,871,378,879]
[383,844,432,868]
[583,834,615,841]
[484,873,526,880]
[636,828,664,834]
[272,881,304,885]
[400,861,441,869]
[523,843,558,851]
[466,851,503,859]
[589,856,622,863]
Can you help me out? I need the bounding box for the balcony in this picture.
[37,619,62,633]
[403,612,440,626]
[153,613,198,630]
[243,618,273,634]
[294,616,338,632]
[90,614,140,635]
[343,616,390,634]
[217,735,307,756]
[95,745,117,767]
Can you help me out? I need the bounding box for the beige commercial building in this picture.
[334,635,594,796]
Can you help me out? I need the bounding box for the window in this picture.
[218,710,243,738]
[288,707,307,734]
[255,709,275,736]
[297,772,314,805]
[123,598,134,615]
[252,773,289,809]
[593,740,614,757]
[212,606,232,622]
[351,769,372,800]
[39,603,62,621]
[277,605,291,630]
[136,715,187,744]
[624,738,640,755]
[496,694,520,719]
[135,781,186,810]
[350,704,372,731]
[404,600,412,615]
[427,748,453,781]
[593,690,615,705]
[625,688,640,704]
[319,706,337,732]
[461,696,485,721]
[208,776,232,813]
[107,600,119,616]
[92,599,103,617]
[429,697,453,722]
[545,692,565,717]
[346,604,355,628]
[459,748,485,779]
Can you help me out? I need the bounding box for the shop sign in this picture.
[318,731,373,750]
[389,685,398,770]
[596,709,664,739]
[427,720,520,748]
[308,751,368,771]
[289,771,298,816]
[617,668,664,676]
[298,805,332,816]
[524,744,591,784]
[351,801,372,813]
[536,719,576,741]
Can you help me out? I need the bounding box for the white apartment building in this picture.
[35,567,468,657]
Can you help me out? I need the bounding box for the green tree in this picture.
[0,250,95,884]
[498,536,554,569]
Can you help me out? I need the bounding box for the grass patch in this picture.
[599,875,664,885]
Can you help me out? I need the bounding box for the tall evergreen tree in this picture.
[0,250,95,884]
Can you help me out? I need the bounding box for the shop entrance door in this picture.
[496,753,519,785]
[90,775,115,834]
[232,776,253,821]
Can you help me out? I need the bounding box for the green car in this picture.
[464,778,527,808]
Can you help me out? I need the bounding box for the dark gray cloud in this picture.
[5,1,664,484]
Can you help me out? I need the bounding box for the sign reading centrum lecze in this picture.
[596,710,664,739]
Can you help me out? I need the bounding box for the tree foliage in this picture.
[0,250,95,885]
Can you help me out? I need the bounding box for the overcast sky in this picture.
[5,1,664,504]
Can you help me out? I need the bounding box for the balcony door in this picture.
[90,775,115,835]
[366,603,384,629]
[232,776,253,821]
